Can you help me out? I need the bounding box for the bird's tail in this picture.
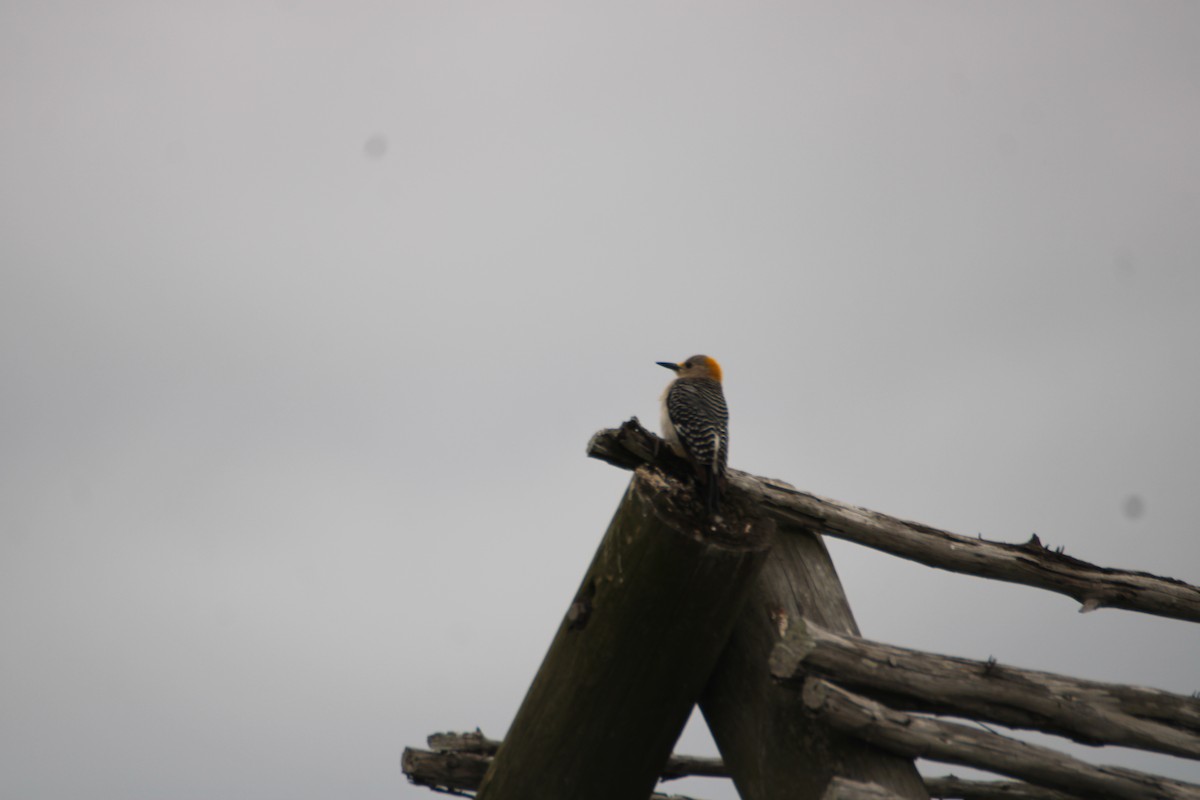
[704,472,723,515]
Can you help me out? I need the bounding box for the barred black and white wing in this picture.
[664,377,729,511]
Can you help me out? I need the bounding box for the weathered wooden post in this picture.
[476,465,774,800]
[698,515,930,799]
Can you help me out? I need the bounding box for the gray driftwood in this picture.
[588,419,1200,621]
[803,678,1200,800]
[772,619,1200,758]
[474,468,773,800]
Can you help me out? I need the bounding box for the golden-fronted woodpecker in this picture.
[656,355,729,513]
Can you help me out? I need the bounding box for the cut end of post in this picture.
[634,466,772,550]
[801,676,833,712]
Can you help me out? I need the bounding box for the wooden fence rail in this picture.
[588,418,1200,622]
[770,619,1200,758]
[804,679,1200,800]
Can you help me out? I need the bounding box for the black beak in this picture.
[656,361,680,372]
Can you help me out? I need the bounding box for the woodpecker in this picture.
[656,355,729,513]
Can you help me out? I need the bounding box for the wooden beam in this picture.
[474,468,773,800]
[771,619,1200,758]
[588,419,1200,622]
[803,678,1200,800]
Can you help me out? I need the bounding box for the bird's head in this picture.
[656,355,723,382]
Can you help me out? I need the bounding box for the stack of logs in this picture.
[403,419,1200,800]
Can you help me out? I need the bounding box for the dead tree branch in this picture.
[770,619,1200,758]
[587,419,1200,622]
[803,678,1200,800]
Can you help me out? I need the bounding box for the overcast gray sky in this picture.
[2,2,1198,799]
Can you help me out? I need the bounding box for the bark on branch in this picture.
[770,619,1200,759]
[922,776,1080,800]
[803,678,1200,800]
[587,419,1200,622]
